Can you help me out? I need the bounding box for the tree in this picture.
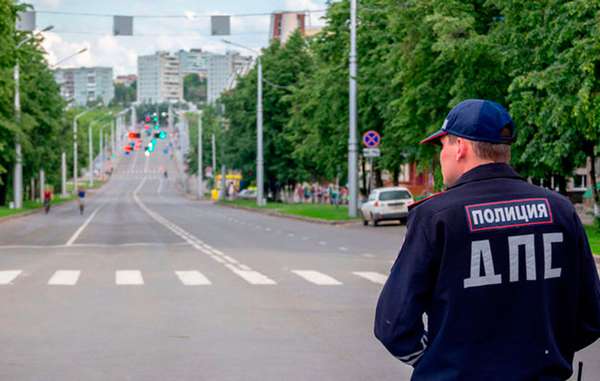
[183,74,206,106]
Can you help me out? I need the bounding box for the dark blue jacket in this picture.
[375,163,600,380]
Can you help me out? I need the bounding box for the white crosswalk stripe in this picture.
[227,266,276,285]
[292,270,342,285]
[48,270,80,286]
[175,271,211,285]
[0,269,394,287]
[353,271,387,285]
[0,270,22,285]
[116,270,144,285]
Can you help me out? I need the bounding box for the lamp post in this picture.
[348,0,359,217]
[73,110,90,193]
[222,39,265,206]
[13,25,53,209]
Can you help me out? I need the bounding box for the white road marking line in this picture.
[302,236,309,241]
[157,179,164,194]
[318,241,327,246]
[0,270,22,285]
[353,271,388,285]
[265,227,272,231]
[227,266,276,285]
[144,155,150,173]
[116,270,144,285]
[339,246,349,251]
[287,233,295,237]
[65,206,103,246]
[292,270,342,285]
[175,271,211,285]
[132,178,276,286]
[362,253,376,258]
[48,270,80,286]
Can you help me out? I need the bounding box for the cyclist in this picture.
[43,188,52,214]
[77,188,86,215]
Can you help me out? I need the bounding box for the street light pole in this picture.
[73,110,89,193]
[221,39,264,206]
[12,25,53,208]
[197,111,204,199]
[88,122,94,187]
[256,57,265,206]
[348,0,359,217]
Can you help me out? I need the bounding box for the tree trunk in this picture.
[392,165,400,186]
[361,156,367,198]
[589,152,599,222]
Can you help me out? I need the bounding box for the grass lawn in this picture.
[584,225,600,256]
[0,195,77,219]
[221,199,360,221]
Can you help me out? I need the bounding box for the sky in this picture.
[24,0,329,76]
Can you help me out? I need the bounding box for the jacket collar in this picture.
[447,163,524,191]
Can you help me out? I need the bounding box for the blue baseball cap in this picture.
[420,99,515,145]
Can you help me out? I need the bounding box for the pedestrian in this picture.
[374,99,600,380]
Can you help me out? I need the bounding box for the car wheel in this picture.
[362,218,369,226]
[399,218,407,225]
[373,217,379,227]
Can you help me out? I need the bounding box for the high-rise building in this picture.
[177,49,211,79]
[269,11,306,43]
[53,67,114,106]
[115,74,137,87]
[207,51,252,104]
[137,52,183,103]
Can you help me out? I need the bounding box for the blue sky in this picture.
[26,0,329,75]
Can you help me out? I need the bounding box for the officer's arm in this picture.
[374,210,437,366]
[573,213,600,351]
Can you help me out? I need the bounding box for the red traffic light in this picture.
[123,145,132,152]
[128,132,141,139]
[145,116,151,123]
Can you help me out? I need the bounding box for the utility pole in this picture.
[88,122,94,187]
[256,57,265,206]
[197,112,203,199]
[61,152,67,197]
[99,129,103,180]
[211,133,216,181]
[39,169,45,203]
[348,0,359,217]
[13,63,23,209]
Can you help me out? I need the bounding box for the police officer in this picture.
[374,99,600,380]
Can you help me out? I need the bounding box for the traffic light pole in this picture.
[61,152,67,197]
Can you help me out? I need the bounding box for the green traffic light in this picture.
[159,130,167,140]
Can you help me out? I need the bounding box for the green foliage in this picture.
[217,0,600,197]
[111,81,136,107]
[183,74,206,106]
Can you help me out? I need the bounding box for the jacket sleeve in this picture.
[374,208,438,366]
[573,213,600,351]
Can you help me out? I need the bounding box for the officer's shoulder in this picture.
[408,192,447,213]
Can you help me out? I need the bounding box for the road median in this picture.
[218,199,361,225]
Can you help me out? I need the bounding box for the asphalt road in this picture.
[0,140,598,381]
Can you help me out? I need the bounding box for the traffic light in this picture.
[123,145,132,153]
[159,130,167,140]
[144,124,150,130]
[128,131,141,139]
[153,115,158,123]
[145,116,151,123]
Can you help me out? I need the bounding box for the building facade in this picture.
[177,49,211,79]
[54,67,114,106]
[207,51,252,104]
[115,74,137,87]
[270,12,306,43]
[137,52,183,103]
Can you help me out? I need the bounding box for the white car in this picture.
[361,186,414,226]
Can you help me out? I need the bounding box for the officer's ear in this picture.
[455,137,469,161]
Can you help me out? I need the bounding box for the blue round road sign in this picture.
[363,130,381,148]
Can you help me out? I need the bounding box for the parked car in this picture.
[360,186,414,226]
[238,189,257,200]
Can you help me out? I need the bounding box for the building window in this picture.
[573,174,587,190]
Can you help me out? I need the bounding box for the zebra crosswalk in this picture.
[0,269,388,288]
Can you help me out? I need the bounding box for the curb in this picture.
[595,256,600,266]
[217,202,361,226]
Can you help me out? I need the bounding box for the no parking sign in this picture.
[362,130,381,148]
